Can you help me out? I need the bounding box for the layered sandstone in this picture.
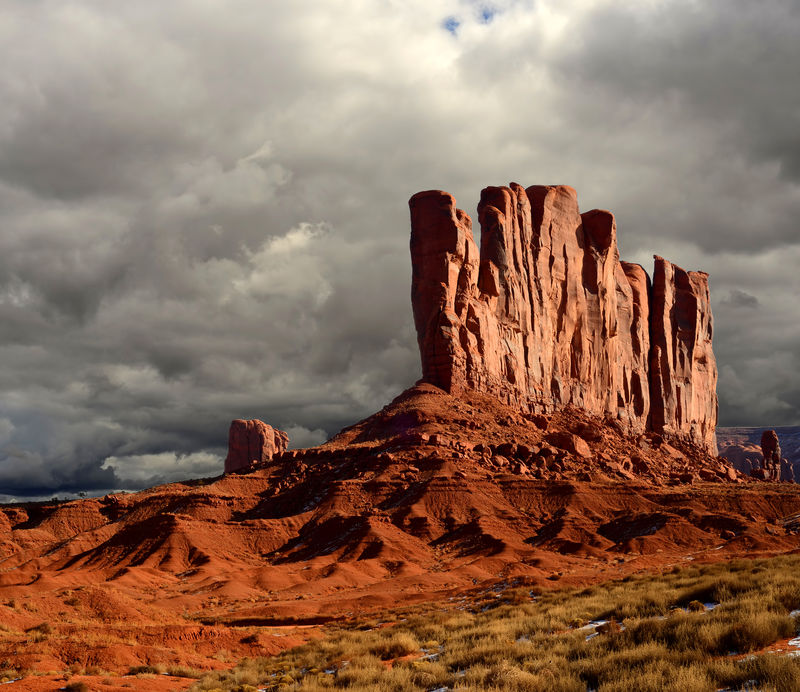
[224,419,289,474]
[409,183,718,452]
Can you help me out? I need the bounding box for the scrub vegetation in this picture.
[193,555,800,692]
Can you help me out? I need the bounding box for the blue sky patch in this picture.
[478,5,497,24]
[442,16,461,35]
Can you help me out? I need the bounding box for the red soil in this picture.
[2,384,800,681]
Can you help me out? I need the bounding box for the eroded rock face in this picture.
[409,183,718,452]
[649,257,718,452]
[224,419,289,474]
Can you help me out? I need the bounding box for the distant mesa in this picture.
[718,426,800,482]
[409,183,718,453]
[224,419,289,474]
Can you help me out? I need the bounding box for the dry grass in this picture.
[68,664,108,676]
[0,668,22,683]
[0,622,20,636]
[64,682,89,692]
[192,554,800,691]
[167,664,205,678]
[25,622,52,643]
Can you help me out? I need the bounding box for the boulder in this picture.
[546,431,592,459]
[750,467,775,481]
[224,419,289,474]
[527,414,549,430]
[605,462,635,480]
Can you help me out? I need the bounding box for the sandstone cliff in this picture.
[410,183,718,452]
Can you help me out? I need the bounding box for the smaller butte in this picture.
[224,419,289,474]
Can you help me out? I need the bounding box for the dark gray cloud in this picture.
[1,0,799,498]
[722,290,760,310]
[549,0,800,254]
[558,1,800,180]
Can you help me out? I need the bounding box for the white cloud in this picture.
[102,451,222,485]
[283,425,329,449]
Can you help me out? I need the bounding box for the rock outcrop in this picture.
[761,430,782,468]
[758,430,795,482]
[224,419,289,474]
[409,183,718,453]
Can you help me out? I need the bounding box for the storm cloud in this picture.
[1,0,799,499]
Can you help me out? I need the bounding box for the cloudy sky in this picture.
[1,0,799,499]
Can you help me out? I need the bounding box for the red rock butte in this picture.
[224,419,289,474]
[409,183,718,453]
